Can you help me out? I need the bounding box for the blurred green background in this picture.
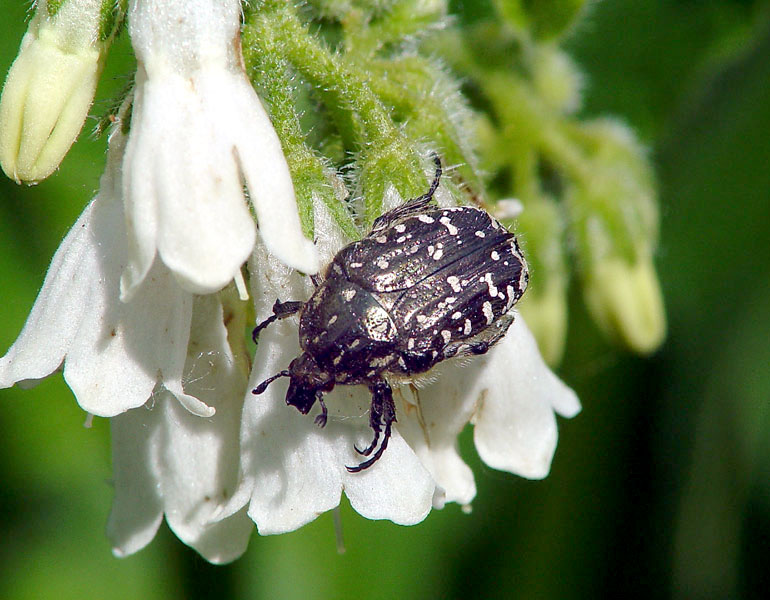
[2,1,769,598]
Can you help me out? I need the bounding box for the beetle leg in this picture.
[347,379,396,472]
[354,398,382,457]
[252,299,304,342]
[314,392,328,427]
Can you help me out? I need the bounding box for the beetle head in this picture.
[285,353,334,414]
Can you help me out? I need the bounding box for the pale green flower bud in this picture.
[583,255,666,354]
[0,0,123,183]
[567,120,667,353]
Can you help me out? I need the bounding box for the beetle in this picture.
[252,155,529,472]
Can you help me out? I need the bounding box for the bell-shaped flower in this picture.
[0,128,212,418]
[107,294,254,563]
[121,0,318,300]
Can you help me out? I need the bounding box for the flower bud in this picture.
[0,0,122,183]
[583,255,666,354]
[566,119,666,353]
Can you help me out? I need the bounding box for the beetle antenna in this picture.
[425,153,442,201]
[411,153,442,205]
[252,370,291,395]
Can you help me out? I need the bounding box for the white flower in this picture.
[107,294,253,563]
[121,0,318,300]
[218,196,580,534]
[0,129,212,418]
[0,0,108,183]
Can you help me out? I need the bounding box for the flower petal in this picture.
[108,294,253,561]
[395,381,478,508]
[472,317,580,479]
[107,403,165,558]
[233,320,433,534]
[0,200,96,388]
[229,74,319,276]
[121,68,256,297]
[156,295,253,562]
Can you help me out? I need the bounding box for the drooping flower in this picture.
[0,127,211,418]
[107,293,254,563]
[120,0,318,300]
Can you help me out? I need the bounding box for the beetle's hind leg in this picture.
[252,299,304,343]
[347,379,396,472]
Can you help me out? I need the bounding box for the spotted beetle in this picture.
[252,156,529,472]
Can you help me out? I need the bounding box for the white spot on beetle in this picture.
[342,288,357,301]
[377,259,389,269]
[482,301,494,324]
[446,297,456,304]
[475,230,486,238]
[441,330,451,343]
[327,315,338,326]
[416,314,427,323]
[491,250,500,261]
[463,319,472,335]
[451,311,462,320]
[350,262,363,268]
[397,235,406,243]
[350,339,361,348]
[376,235,387,243]
[484,272,498,297]
[395,224,406,233]
[433,248,444,260]
[407,338,415,350]
[427,245,435,256]
[447,276,461,292]
[439,216,458,235]
[418,215,435,223]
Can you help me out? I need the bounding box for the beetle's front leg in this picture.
[348,378,396,472]
[252,299,304,343]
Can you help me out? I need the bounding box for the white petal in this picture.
[233,320,343,534]
[232,321,432,534]
[122,68,256,297]
[59,191,210,417]
[107,403,164,558]
[122,0,318,295]
[109,294,253,561]
[0,200,96,388]
[341,387,435,524]
[229,74,319,275]
[157,295,252,562]
[472,317,580,479]
[395,381,477,508]
[119,76,159,301]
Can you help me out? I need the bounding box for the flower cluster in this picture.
[0,0,666,563]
